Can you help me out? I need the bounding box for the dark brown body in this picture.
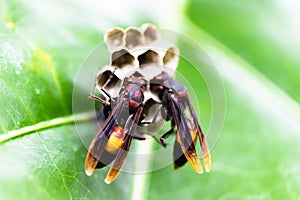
[150,72,211,173]
[85,76,146,184]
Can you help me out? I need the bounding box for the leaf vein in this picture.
[0,111,95,144]
[0,74,35,122]
[36,133,72,199]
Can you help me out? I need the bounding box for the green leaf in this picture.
[148,1,300,199]
[149,20,300,198]
[186,0,300,103]
[1,0,300,199]
[0,0,159,199]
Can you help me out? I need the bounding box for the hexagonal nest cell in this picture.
[94,24,179,100]
[92,24,181,131]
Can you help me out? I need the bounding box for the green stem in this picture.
[130,140,154,200]
[0,111,96,144]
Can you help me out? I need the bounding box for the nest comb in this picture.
[95,24,179,99]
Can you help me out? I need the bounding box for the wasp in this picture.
[85,23,211,183]
[150,72,211,173]
[85,73,146,184]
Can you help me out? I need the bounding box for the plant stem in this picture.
[130,140,154,200]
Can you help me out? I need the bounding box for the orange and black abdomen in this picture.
[96,126,125,169]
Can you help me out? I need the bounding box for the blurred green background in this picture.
[1,0,300,199]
